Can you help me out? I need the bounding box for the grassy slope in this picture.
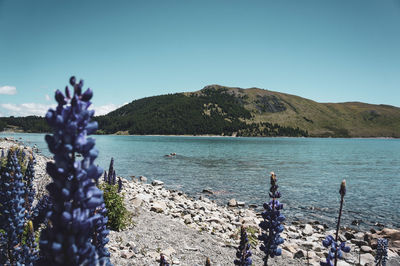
[193,86,400,137]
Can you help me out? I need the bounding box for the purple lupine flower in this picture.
[0,150,27,264]
[259,172,285,266]
[32,194,53,230]
[21,221,39,265]
[234,225,252,265]
[23,156,36,220]
[39,76,111,265]
[112,170,116,185]
[320,180,350,266]
[103,170,108,183]
[118,177,122,193]
[375,238,388,266]
[93,203,110,261]
[107,158,114,185]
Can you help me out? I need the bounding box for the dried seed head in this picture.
[339,179,346,197]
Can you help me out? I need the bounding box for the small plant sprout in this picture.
[259,172,285,266]
[320,180,350,266]
[234,225,252,265]
[375,238,388,266]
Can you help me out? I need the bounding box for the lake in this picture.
[1,132,399,230]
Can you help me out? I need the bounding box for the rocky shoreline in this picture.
[1,138,400,265]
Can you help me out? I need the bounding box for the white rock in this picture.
[303,224,314,236]
[161,247,175,257]
[151,180,164,186]
[228,198,237,207]
[150,201,167,213]
[360,253,375,265]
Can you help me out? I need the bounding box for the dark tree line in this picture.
[0,89,308,137]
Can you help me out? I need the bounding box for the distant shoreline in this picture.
[1,131,398,139]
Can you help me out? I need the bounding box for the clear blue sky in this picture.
[1,0,399,116]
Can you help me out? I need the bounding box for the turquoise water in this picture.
[2,133,400,230]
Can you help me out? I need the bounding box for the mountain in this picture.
[95,85,400,138]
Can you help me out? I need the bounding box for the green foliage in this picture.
[0,120,6,132]
[95,87,308,137]
[245,226,259,248]
[0,116,51,133]
[99,182,132,231]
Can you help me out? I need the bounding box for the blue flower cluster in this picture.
[32,194,53,230]
[320,235,350,266]
[375,238,388,266]
[21,220,39,265]
[39,76,111,265]
[234,225,252,265]
[104,157,123,192]
[320,180,350,266]
[23,157,36,220]
[0,150,28,264]
[104,157,116,185]
[259,172,285,266]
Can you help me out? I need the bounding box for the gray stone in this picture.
[294,250,305,259]
[228,198,237,207]
[337,260,352,266]
[344,231,355,240]
[150,201,167,213]
[237,201,245,207]
[151,180,164,186]
[202,188,213,194]
[360,245,372,253]
[303,224,314,236]
[161,247,175,257]
[360,253,375,265]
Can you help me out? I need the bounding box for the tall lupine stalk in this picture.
[23,156,36,220]
[93,202,110,259]
[0,150,27,264]
[320,180,350,266]
[32,194,53,230]
[39,76,111,265]
[234,225,252,265]
[375,238,388,266]
[21,220,39,265]
[259,172,285,266]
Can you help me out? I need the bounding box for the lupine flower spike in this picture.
[320,180,350,266]
[0,150,27,264]
[375,238,388,266]
[234,225,252,265]
[23,156,36,220]
[39,76,111,265]
[259,172,285,266]
[118,177,123,193]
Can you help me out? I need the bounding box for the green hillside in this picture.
[96,85,400,137]
[2,85,400,137]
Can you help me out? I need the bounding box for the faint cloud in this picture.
[90,103,121,116]
[45,94,51,101]
[0,103,55,117]
[0,85,17,95]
